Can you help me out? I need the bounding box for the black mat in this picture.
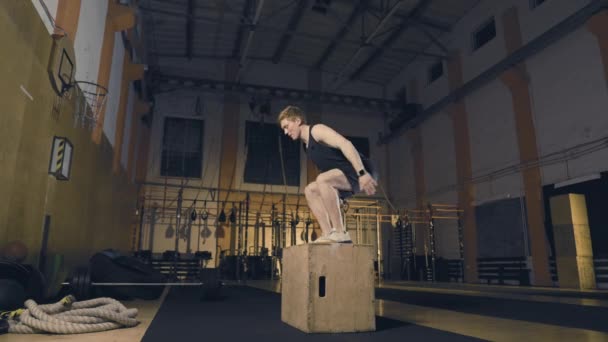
[377,287,608,332]
[142,286,486,341]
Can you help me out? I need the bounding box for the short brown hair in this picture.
[277,105,306,125]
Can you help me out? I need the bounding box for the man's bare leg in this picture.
[305,181,332,236]
[317,183,343,231]
[316,169,353,236]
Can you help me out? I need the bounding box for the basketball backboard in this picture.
[48,34,76,95]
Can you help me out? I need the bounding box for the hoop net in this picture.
[51,84,74,120]
[73,81,108,130]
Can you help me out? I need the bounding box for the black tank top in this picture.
[304,125,357,176]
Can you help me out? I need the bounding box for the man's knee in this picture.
[305,182,319,197]
[315,178,340,198]
[316,173,326,184]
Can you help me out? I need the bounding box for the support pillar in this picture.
[446,51,478,283]
[501,7,551,286]
[549,194,596,289]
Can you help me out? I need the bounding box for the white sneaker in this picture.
[311,233,333,243]
[330,230,352,243]
[311,229,352,243]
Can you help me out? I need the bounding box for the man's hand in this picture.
[359,174,377,195]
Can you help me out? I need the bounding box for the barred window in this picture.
[472,17,496,51]
[244,121,300,186]
[347,136,370,158]
[428,61,444,84]
[530,0,546,9]
[160,117,203,178]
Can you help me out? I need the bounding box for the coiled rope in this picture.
[2,295,139,334]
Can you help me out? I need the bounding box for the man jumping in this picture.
[278,106,377,243]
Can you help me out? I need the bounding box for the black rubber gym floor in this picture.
[142,286,486,341]
[376,287,608,332]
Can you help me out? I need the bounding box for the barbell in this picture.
[62,268,222,300]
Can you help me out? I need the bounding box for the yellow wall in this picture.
[0,1,138,270]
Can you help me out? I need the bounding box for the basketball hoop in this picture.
[73,81,108,130]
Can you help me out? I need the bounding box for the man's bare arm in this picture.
[313,124,377,195]
[312,124,365,172]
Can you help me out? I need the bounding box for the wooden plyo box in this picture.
[281,243,376,333]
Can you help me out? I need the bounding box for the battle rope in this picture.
[1,295,139,334]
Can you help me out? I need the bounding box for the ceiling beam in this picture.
[140,6,433,52]
[349,0,432,81]
[391,46,446,59]
[236,0,266,81]
[414,21,448,54]
[333,0,450,32]
[314,0,369,70]
[186,0,194,59]
[272,0,309,64]
[154,0,451,32]
[379,0,608,144]
[152,52,272,62]
[152,73,399,110]
[211,0,228,55]
[330,0,407,88]
[232,0,253,58]
[412,16,450,32]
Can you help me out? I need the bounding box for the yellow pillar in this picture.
[405,79,428,254]
[92,2,136,144]
[306,70,323,185]
[501,7,551,286]
[128,100,150,180]
[446,51,478,283]
[135,118,151,183]
[112,61,144,174]
[586,10,608,85]
[217,61,241,256]
[407,128,427,254]
[55,0,81,39]
[549,194,596,289]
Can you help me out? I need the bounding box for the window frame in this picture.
[471,16,497,52]
[529,0,546,10]
[242,120,301,187]
[428,60,444,84]
[160,116,204,179]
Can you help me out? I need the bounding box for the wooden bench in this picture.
[477,257,530,285]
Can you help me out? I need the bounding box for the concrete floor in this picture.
[2,281,608,342]
[0,287,169,342]
[247,280,608,342]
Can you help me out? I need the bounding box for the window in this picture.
[472,17,496,51]
[160,117,203,178]
[530,0,546,9]
[428,61,444,83]
[244,121,300,186]
[347,136,370,159]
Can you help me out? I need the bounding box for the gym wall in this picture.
[0,1,145,271]
[385,1,608,260]
[143,90,223,259]
[103,32,126,147]
[143,60,388,257]
[386,132,416,208]
[121,83,136,171]
[73,0,108,85]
